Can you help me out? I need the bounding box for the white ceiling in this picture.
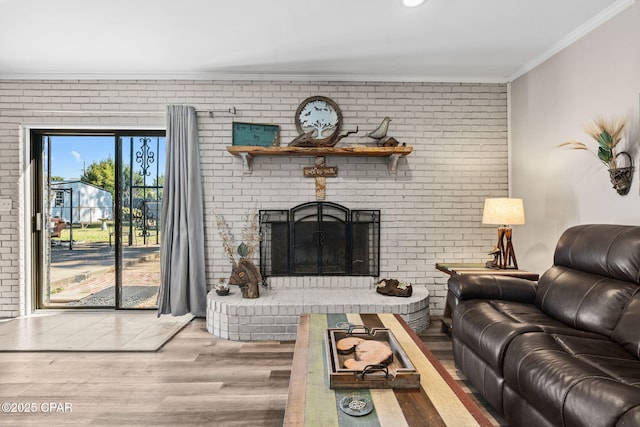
[0,0,633,82]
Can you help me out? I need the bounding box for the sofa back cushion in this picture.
[536,224,640,338]
[612,292,640,358]
[553,224,640,283]
[537,266,637,337]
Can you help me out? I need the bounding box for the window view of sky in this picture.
[50,136,115,181]
[49,135,166,181]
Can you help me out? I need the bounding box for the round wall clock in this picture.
[294,96,343,146]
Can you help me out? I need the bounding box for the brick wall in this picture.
[0,79,507,317]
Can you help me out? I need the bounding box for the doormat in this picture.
[67,286,158,308]
[0,311,194,352]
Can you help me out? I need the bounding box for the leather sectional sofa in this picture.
[447,224,640,427]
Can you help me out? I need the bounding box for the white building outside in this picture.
[50,180,113,225]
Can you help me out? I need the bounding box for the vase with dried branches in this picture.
[215,210,262,298]
[560,117,633,195]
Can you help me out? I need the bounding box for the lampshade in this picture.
[482,198,525,225]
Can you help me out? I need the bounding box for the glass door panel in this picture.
[118,135,165,309]
[44,135,116,308]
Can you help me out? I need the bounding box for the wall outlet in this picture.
[0,199,12,210]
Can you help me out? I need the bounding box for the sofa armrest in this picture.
[448,274,537,304]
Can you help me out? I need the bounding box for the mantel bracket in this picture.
[239,152,253,175]
[388,153,402,174]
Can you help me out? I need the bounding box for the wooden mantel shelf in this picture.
[226,145,413,175]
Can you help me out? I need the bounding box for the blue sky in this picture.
[49,135,165,180]
[50,136,114,180]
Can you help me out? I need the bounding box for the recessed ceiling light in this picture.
[403,0,426,7]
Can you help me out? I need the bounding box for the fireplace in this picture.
[259,202,380,277]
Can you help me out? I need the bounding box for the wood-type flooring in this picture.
[0,317,505,427]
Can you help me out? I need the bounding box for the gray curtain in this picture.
[157,105,206,317]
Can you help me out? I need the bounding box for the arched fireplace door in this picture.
[259,202,380,277]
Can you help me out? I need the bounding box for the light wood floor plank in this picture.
[0,317,505,426]
[0,319,292,427]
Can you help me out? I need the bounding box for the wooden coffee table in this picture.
[284,313,493,426]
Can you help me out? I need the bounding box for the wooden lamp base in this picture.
[494,226,518,269]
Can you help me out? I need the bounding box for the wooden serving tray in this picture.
[325,326,420,389]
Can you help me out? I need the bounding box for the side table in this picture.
[436,263,539,333]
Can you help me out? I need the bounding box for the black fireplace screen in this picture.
[259,202,380,277]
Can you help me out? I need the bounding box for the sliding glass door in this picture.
[32,130,165,309]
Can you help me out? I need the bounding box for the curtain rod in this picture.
[201,106,237,116]
[0,107,237,116]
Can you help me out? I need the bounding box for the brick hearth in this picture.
[206,276,430,341]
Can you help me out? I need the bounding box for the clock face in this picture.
[295,96,342,143]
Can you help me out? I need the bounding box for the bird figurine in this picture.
[365,117,391,145]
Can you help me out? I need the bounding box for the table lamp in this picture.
[482,198,525,269]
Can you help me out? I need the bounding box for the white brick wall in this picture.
[0,79,507,317]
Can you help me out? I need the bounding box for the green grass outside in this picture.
[53,223,159,244]
[54,223,111,243]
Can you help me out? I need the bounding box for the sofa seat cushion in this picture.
[553,334,640,386]
[504,332,640,427]
[453,300,542,372]
[453,299,606,373]
[490,300,608,340]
